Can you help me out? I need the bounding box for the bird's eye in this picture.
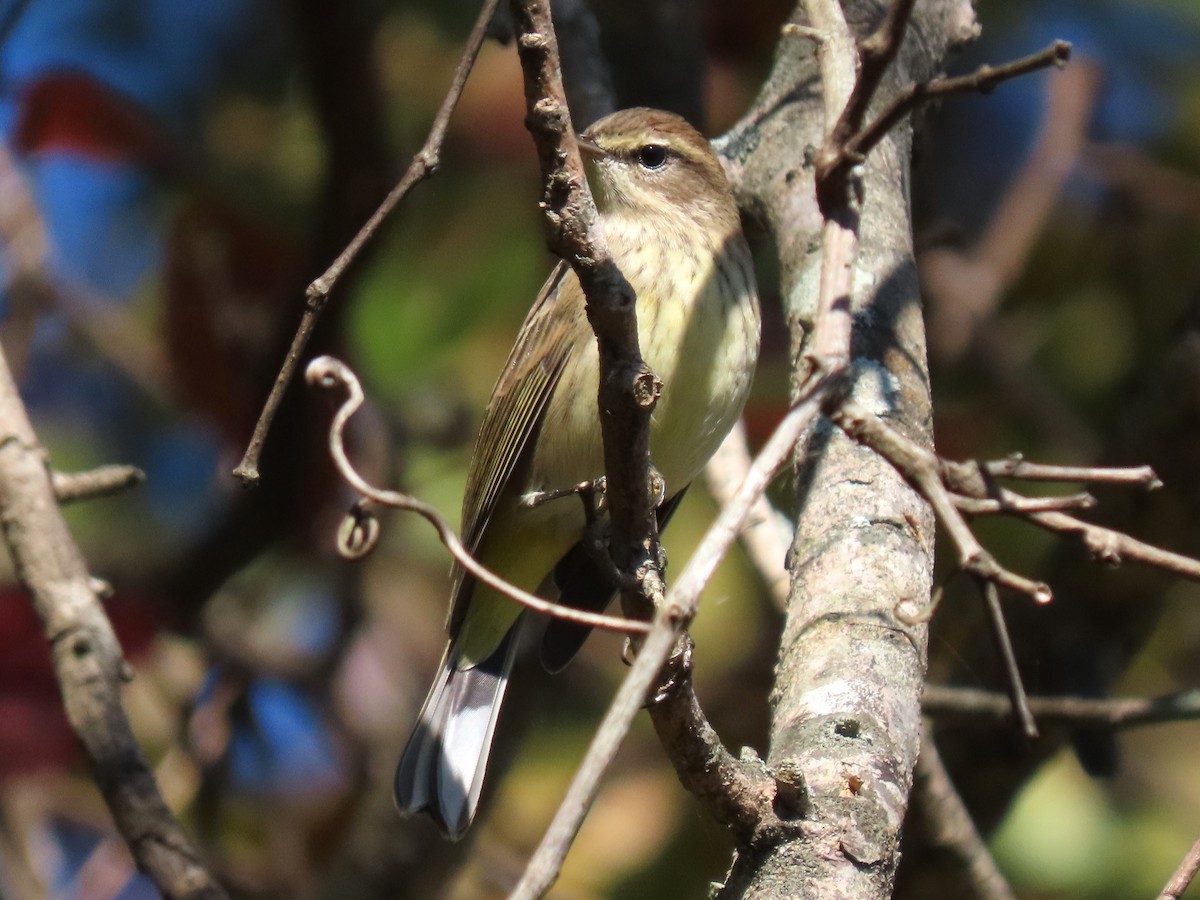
[637,144,669,170]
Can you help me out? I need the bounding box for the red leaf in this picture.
[14,72,178,170]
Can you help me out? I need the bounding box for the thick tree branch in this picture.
[713,0,978,895]
[648,641,785,846]
[0,345,226,899]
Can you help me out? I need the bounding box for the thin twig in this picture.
[703,421,794,611]
[924,685,1200,729]
[305,356,649,637]
[977,578,1038,740]
[513,395,824,895]
[940,461,1200,581]
[1160,837,1200,900]
[974,457,1161,490]
[0,345,227,899]
[833,400,1052,603]
[670,397,821,616]
[52,465,145,505]
[914,729,1017,900]
[233,0,502,485]
[510,618,679,900]
[847,41,1072,163]
[952,491,1095,515]
[803,0,862,382]
[828,0,917,152]
[1027,508,1200,580]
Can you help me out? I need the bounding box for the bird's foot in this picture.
[520,475,607,515]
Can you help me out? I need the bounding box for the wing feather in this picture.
[449,261,580,633]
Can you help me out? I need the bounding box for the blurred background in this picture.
[0,0,1198,897]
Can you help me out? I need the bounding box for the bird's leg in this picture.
[624,631,694,705]
[575,478,643,595]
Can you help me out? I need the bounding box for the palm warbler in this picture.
[395,107,760,838]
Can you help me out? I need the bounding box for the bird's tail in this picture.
[394,631,517,840]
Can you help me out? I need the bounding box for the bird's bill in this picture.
[575,133,606,160]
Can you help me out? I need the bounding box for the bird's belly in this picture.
[528,257,759,500]
[644,282,758,492]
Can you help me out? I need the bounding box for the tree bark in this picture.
[0,345,226,898]
[715,1,977,895]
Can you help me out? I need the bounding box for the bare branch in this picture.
[305,356,649,638]
[848,41,1072,164]
[1160,837,1200,900]
[513,393,822,895]
[914,729,1017,900]
[0,345,226,899]
[52,465,145,505]
[977,579,1037,740]
[832,400,1052,604]
[502,0,832,853]
[234,0,502,485]
[924,685,1200,729]
[647,640,784,846]
[959,457,1161,490]
[940,461,1200,581]
[828,0,916,154]
[703,421,794,611]
[510,618,679,900]
[670,397,821,616]
[802,0,861,382]
[1032,510,1200,579]
[647,399,823,839]
[508,0,662,628]
[713,1,965,894]
[952,491,1096,515]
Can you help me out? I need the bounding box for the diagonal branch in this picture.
[832,400,1052,604]
[0,345,227,899]
[977,578,1037,739]
[802,0,862,380]
[846,41,1072,164]
[234,0,503,484]
[827,0,916,158]
[1160,837,1200,900]
[513,386,824,897]
[914,729,1017,900]
[703,421,794,611]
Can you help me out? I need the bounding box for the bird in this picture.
[394,107,760,839]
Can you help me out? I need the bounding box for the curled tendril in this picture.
[337,500,381,560]
[305,355,651,637]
